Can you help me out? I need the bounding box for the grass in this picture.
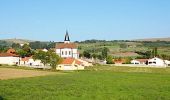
[1,66,170,100]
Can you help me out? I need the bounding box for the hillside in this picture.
[134,37,170,42]
[1,38,35,44]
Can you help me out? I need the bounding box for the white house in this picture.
[55,31,79,59]
[131,59,148,65]
[0,49,20,65]
[20,56,43,66]
[148,57,166,67]
[165,60,170,66]
[57,58,84,70]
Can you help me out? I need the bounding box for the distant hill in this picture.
[1,38,35,44]
[134,37,170,42]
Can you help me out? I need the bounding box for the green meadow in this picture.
[1,66,170,100]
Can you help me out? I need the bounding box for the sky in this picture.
[0,0,170,41]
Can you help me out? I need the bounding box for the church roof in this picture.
[64,30,70,41]
[56,43,77,49]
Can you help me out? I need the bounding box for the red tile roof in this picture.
[60,58,82,65]
[75,60,82,65]
[61,58,75,64]
[135,59,148,62]
[21,56,32,61]
[7,48,16,54]
[56,43,77,49]
[0,53,19,57]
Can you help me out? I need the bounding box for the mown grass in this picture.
[1,66,170,100]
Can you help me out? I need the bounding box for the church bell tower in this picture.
[64,30,70,44]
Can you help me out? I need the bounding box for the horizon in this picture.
[0,0,170,41]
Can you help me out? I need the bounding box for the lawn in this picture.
[1,66,170,100]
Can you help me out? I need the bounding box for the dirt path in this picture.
[0,68,59,80]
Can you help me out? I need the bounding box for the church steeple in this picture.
[64,30,70,43]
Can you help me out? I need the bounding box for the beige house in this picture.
[57,58,84,70]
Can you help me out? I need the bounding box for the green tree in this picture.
[17,44,33,57]
[125,57,132,64]
[106,55,113,64]
[33,51,61,69]
[83,50,91,58]
[33,51,49,66]
[48,51,62,69]
[12,43,21,49]
[102,47,109,59]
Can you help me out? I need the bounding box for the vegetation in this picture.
[33,50,62,69]
[106,55,113,64]
[1,66,170,99]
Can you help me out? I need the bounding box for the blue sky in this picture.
[0,0,170,41]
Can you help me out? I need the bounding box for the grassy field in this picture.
[1,66,170,100]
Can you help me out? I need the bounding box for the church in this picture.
[55,31,79,59]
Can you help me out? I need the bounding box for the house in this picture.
[55,31,79,59]
[20,56,43,66]
[164,60,170,66]
[148,57,166,67]
[0,49,20,65]
[131,59,148,65]
[57,58,84,70]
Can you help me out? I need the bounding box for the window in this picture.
[62,51,64,55]
[153,62,156,64]
[65,51,67,55]
[69,51,71,55]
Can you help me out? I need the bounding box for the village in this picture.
[0,31,170,70]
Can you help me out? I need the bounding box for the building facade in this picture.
[55,31,79,59]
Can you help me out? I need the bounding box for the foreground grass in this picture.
[1,66,170,100]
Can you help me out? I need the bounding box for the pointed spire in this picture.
[64,30,70,43]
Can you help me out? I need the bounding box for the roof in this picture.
[21,56,32,61]
[113,59,126,64]
[56,43,77,49]
[7,48,16,54]
[0,53,19,57]
[61,58,74,64]
[60,58,82,65]
[134,59,148,62]
[64,30,70,41]
[75,60,82,65]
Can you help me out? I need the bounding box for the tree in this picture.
[106,55,113,64]
[12,43,21,49]
[92,53,97,59]
[125,57,132,64]
[83,50,91,58]
[17,44,33,57]
[151,47,158,57]
[33,51,49,66]
[102,47,109,59]
[48,51,62,69]
[120,43,127,48]
[33,51,62,69]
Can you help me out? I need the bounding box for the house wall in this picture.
[57,63,84,70]
[131,60,140,64]
[20,59,43,66]
[148,58,166,67]
[56,48,79,59]
[0,57,19,65]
